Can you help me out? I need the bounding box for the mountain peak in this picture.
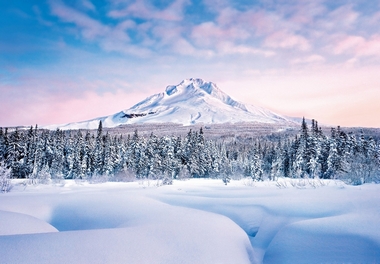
[180,78,208,87]
[165,78,213,96]
[165,78,240,107]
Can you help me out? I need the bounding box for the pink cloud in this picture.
[355,35,380,57]
[334,35,380,57]
[191,22,249,48]
[333,35,364,54]
[199,5,313,53]
[245,10,284,36]
[264,31,311,51]
[202,0,230,12]
[151,23,183,44]
[216,7,241,26]
[212,8,283,37]
[216,42,275,57]
[289,1,327,25]
[170,38,197,55]
[189,20,276,57]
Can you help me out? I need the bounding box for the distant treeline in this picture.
[0,119,379,185]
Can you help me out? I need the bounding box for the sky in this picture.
[1,0,380,128]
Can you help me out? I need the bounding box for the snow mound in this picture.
[264,216,380,264]
[0,210,58,236]
[0,181,253,264]
[45,78,294,130]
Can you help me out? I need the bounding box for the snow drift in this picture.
[1,179,380,264]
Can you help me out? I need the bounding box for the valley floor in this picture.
[1,178,380,264]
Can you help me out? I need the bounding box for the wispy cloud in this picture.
[32,6,53,27]
[291,54,325,65]
[324,5,359,30]
[264,31,311,51]
[82,0,96,12]
[108,0,189,21]
[191,21,249,47]
[48,0,153,56]
[49,0,109,40]
[333,35,380,58]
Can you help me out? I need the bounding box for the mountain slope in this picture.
[46,78,295,130]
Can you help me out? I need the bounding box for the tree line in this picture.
[1,119,379,186]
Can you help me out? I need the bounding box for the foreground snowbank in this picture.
[0,180,253,264]
[1,178,380,264]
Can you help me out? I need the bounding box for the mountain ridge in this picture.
[45,78,297,130]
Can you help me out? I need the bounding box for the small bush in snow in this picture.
[37,165,52,185]
[113,168,136,182]
[276,177,328,189]
[89,173,109,184]
[222,175,231,185]
[242,177,257,187]
[162,177,173,185]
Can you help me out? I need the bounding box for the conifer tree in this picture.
[24,126,36,177]
[72,130,85,179]
[103,132,115,177]
[50,129,65,182]
[2,128,9,162]
[0,128,5,162]
[0,161,12,192]
[93,121,104,176]
[7,128,25,178]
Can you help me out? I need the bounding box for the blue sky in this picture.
[1,0,380,127]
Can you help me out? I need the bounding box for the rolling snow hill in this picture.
[46,78,296,130]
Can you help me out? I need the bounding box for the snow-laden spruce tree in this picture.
[6,128,26,178]
[0,162,12,193]
[50,129,65,183]
[219,146,232,182]
[93,121,104,177]
[245,149,263,181]
[0,127,6,161]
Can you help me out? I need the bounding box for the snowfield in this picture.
[1,179,380,264]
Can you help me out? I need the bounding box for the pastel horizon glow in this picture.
[1,0,380,128]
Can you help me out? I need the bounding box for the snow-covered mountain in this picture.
[46,78,295,130]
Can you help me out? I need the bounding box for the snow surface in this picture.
[1,179,380,264]
[45,78,293,130]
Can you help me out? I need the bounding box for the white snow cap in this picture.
[166,78,219,96]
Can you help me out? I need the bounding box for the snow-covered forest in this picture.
[1,119,379,189]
